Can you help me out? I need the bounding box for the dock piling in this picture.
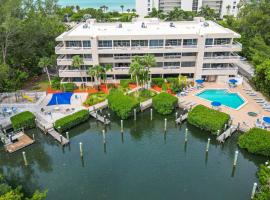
[150,109,153,121]
[206,138,210,152]
[32,134,35,141]
[121,120,123,133]
[79,142,83,157]
[233,150,239,166]
[185,128,188,143]
[66,132,69,141]
[134,109,136,121]
[164,118,167,132]
[175,112,178,121]
[22,151,28,166]
[251,183,257,199]
[102,130,106,144]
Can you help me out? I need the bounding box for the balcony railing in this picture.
[204,55,241,60]
[205,42,242,49]
[57,56,93,62]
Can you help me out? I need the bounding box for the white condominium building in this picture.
[136,0,240,18]
[55,17,242,86]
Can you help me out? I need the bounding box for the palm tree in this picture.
[87,67,95,85]
[226,5,231,15]
[131,8,136,13]
[127,9,130,13]
[142,54,156,87]
[129,61,141,88]
[88,65,104,87]
[72,55,84,87]
[104,64,113,90]
[120,5,124,13]
[38,57,52,86]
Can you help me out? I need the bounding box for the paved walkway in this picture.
[180,82,269,130]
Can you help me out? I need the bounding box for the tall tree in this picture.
[72,55,84,86]
[120,5,124,13]
[38,57,52,85]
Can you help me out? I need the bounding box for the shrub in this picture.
[187,105,230,134]
[120,79,135,88]
[253,163,270,200]
[61,83,77,92]
[238,128,270,156]
[51,78,60,90]
[10,111,36,130]
[152,92,178,115]
[151,78,164,87]
[171,82,183,93]
[108,89,140,119]
[161,83,168,91]
[54,110,89,133]
[83,92,107,106]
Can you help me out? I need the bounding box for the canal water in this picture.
[0,109,266,200]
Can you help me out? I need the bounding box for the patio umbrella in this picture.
[195,79,204,84]
[263,117,270,124]
[211,101,221,107]
[229,79,238,84]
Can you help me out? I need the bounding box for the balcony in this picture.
[55,46,92,54]
[203,55,241,63]
[204,42,242,52]
[57,56,93,66]
[201,66,238,76]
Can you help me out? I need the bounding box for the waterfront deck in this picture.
[175,113,188,124]
[5,132,34,153]
[216,125,238,143]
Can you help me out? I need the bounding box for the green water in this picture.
[0,110,266,200]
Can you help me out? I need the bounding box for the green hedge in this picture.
[152,92,178,115]
[54,110,89,133]
[108,89,139,119]
[120,79,135,88]
[151,78,164,87]
[187,105,230,134]
[238,128,270,156]
[10,111,36,130]
[254,163,270,200]
[83,92,107,106]
[51,78,61,90]
[61,83,77,92]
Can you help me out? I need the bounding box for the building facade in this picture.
[55,17,242,86]
[136,0,240,18]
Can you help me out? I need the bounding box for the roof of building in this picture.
[56,17,240,40]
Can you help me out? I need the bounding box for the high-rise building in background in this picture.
[136,0,240,18]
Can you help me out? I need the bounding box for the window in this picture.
[182,52,196,56]
[205,38,213,46]
[82,41,91,48]
[66,41,82,48]
[149,40,164,47]
[113,40,130,47]
[183,39,197,46]
[181,62,196,67]
[98,40,112,48]
[131,40,148,47]
[214,38,231,45]
[83,54,92,59]
[99,54,113,58]
[164,53,181,58]
[164,62,180,67]
[165,39,182,46]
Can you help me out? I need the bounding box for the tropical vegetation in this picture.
[107,89,140,119]
[54,110,89,133]
[254,163,270,200]
[238,128,270,156]
[10,111,36,130]
[187,105,230,134]
[129,89,156,102]
[83,92,108,106]
[152,92,178,115]
[0,174,46,200]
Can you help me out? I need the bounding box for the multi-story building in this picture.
[55,17,242,86]
[136,0,240,18]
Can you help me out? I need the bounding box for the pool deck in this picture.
[180,82,269,130]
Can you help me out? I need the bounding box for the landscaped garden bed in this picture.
[129,89,156,102]
[83,92,107,107]
[107,89,139,119]
[10,111,36,130]
[152,92,178,115]
[54,110,89,133]
[187,105,230,135]
[238,128,270,156]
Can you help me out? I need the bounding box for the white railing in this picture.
[202,67,238,70]
[204,55,241,60]
[182,45,198,48]
[205,42,242,49]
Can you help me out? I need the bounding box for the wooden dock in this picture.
[35,113,69,145]
[5,132,34,153]
[89,111,110,125]
[216,125,238,143]
[140,99,152,111]
[175,113,188,124]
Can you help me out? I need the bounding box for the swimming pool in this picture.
[47,92,73,106]
[196,89,245,109]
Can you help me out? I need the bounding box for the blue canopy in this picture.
[211,101,221,107]
[195,79,204,84]
[263,117,270,124]
[229,79,238,84]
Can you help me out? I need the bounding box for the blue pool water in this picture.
[47,92,73,106]
[196,89,245,109]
